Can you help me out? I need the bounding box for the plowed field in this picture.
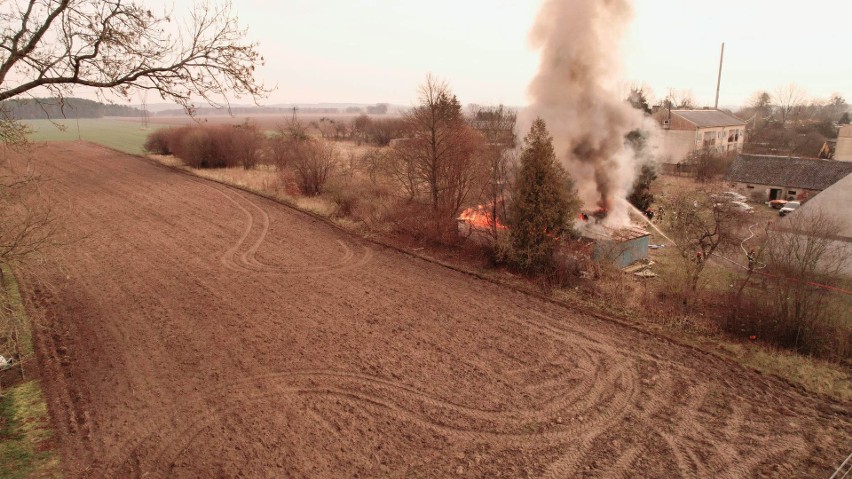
[15,142,851,478]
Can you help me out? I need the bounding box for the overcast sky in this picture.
[184,0,851,108]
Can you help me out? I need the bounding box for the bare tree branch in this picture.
[0,0,268,112]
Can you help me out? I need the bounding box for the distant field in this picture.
[24,118,165,155]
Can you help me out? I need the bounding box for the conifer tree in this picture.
[506,118,579,272]
[628,163,657,212]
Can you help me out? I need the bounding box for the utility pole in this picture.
[714,42,725,110]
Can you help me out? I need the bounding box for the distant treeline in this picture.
[154,104,390,117]
[0,98,143,119]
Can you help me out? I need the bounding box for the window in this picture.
[746,185,755,189]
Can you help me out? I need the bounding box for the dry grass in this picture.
[193,164,279,193]
[149,155,347,228]
[718,342,850,401]
[148,154,186,169]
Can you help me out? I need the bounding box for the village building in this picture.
[773,172,852,277]
[577,223,651,269]
[457,208,651,270]
[835,124,852,161]
[653,109,746,170]
[724,154,852,202]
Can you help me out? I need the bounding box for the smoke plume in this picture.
[522,0,646,226]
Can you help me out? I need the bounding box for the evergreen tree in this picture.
[628,163,657,212]
[505,118,579,272]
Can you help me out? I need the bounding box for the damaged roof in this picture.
[725,154,852,190]
[579,223,650,242]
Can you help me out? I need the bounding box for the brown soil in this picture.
[14,142,851,478]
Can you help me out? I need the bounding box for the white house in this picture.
[653,109,746,167]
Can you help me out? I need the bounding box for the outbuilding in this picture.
[578,223,651,269]
[725,154,852,202]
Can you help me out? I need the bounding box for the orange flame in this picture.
[458,205,507,231]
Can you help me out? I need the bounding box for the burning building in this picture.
[576,221,650,269]
[458,205,650,270]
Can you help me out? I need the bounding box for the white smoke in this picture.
[521,0,647,227]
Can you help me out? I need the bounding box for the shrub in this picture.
[330,178,395,231]
[212,122,264,169]
[387,201,459,244]
[290,139,339,196]
[143,127,178,154]
[175,127,220,168]
[146,124,264,169]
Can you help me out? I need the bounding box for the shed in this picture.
[579,224,651,269]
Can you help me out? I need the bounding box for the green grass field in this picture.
[0,265,60,478]
[25,118,166,155]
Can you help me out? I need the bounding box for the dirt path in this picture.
[15,142,851,478]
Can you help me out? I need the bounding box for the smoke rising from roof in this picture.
[521,0,647,226]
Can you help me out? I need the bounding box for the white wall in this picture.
[658,126,744,163]
[657,130,695,163]
[836,137,852,161]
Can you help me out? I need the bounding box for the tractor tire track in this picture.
[13,143,851,478]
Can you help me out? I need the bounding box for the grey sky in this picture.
[167,1,852,108]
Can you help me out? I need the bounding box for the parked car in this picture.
[779,201,800,217]
[768,199,788,209]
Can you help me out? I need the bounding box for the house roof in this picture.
[672,110,746,128]
[725,155,852,190]
[774,172,852,240]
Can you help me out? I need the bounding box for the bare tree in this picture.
[666,189,746,293]
[0,0,266,111]
[654,89,696,111]
[763,209,849,355]
[391,75,485,219]
[469,104,516,240]
[0,155,59,265]
[316,118,336,140]
[774,84,806,125]
[689,147,732,182]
